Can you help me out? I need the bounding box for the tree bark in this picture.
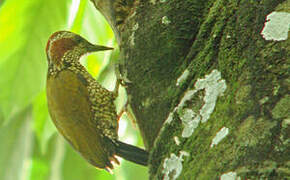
[92,0,290,179]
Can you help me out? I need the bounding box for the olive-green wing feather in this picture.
[46,69,114,169]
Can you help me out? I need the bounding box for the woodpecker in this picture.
[45,31,148,171]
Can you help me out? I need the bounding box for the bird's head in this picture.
[46,31,113,68]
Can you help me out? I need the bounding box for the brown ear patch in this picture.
[49,38,77,65]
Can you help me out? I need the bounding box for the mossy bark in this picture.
[92,0,289,179]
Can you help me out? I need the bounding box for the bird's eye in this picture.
[74,36,82,43]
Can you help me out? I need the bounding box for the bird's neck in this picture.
[48,50,83,76]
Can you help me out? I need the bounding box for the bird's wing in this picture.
[46,69,114,169]
[84,74,119,140]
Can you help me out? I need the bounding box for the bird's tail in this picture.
[115,140,149,166]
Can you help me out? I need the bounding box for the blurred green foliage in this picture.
[0,0,148,179]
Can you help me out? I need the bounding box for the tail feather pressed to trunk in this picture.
[115,140,148,166]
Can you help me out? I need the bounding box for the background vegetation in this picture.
[0,0,148,179]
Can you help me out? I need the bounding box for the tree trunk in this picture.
[91,0,290,179]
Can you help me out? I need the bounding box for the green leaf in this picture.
[70,0,87,33]
[0,0,70,122]
[30,157,50,180]
[80,2,115,78]
[0,107,33,180]
[33,90,56,154]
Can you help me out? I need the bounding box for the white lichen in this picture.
[179,151,190,157]
[261,11,290,41]
[165,112,174,124]
[210,127,229,148]
[195,70,227,123]
[177,90,197,110]
[162,151,189,180]
[180,108,200,138]
[176,69,190,86]
[132,23,139,31]
[162,154,183,180]
[166,69,226,139]
[220,171,241,180]
[129,23,139,46]
[150,0,156,4]
[174,136,180,145]
[129,33,135,46]
[162,16,171,25]
[165,89,196,124]
[160,0,168,3]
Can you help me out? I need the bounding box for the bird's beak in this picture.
[87,43,114,52]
